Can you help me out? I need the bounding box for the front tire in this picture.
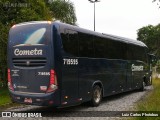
[90,85,102,107]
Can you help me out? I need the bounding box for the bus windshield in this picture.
[9,23,51,46]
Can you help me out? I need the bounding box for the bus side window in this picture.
[78,33,94,57]
[62,30,78,57]
[94,36,106,58]
[112,41,126,60]
[130,45,147,62]
[127,44,134,61]
[107,40,127,60]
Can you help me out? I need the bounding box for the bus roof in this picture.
[13,21,147,47]
[54,21,147,47]
[13,21,50,27]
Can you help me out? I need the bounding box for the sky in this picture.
[70,0,160,40]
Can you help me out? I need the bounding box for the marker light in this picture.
[8,69,14,91]
[47,21,52,24]
[12,25,16,28]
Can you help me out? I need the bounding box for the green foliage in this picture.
[0,0,52,25]
[49,0,77,25]
[0,87,23,109]
[0,0,52,83]
[152,0,160,8]
[0,87,12,106]
[133,78,160,120]
[0,21,9,83]
[137,24,160,57]
[0,0,46,82]
[0,0,77,85]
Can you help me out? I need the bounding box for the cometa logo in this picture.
[131,64,143,71]
[14,48,43,56]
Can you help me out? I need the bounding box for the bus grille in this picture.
[12,58,47,67]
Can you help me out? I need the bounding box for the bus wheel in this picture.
[90,85,102,107]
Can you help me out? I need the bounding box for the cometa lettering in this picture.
[131,64,143,71]
[14,48,43,56]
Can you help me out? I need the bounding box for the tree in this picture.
[0,0,51,25]
[152,0,159,3]
[0,0,77,86]
[152,0,160,8]
[49,0,77,25]
[137,24,160,57]
[0,0,52,85]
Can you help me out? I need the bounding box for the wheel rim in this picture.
[93,87,101,103]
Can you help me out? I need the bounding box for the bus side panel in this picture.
[78,58,95,102]
[126,61,133,91]
[61,56,79,105]
[100,59,127,96]
[52,25,63,106]
[56,26,80,106]
[78,58,128,98]
[131,61,145,89]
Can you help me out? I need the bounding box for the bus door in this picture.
[131,61,144,89]
[61,30,79,105]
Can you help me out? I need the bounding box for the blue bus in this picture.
[7,21,152,107]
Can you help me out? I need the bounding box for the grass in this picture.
[0,87,12,105]
[132,78,160,120]
[0,87,22,110]
[137,78,160,111]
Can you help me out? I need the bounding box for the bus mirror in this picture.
[148,53,157,65]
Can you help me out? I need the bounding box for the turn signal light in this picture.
[7,69,14,91]
[46,69,58,93]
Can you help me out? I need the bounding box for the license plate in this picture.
[24,98,32,103]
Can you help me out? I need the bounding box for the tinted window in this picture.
[134,46,146,62]
[94,36,107,58]
[107,40,116,59]
[127,44,134,60]
[107,40,127,59]
[94,37,127,59]
[78,33,94,57]
[120,42,127,59]
[127,44,147,62]
[9,23,51,46]
[62,30,78,56]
